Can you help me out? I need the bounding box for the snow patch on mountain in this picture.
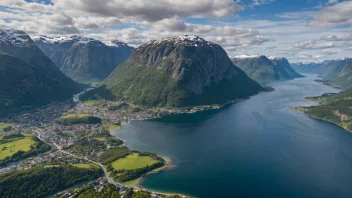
[0,29,34,47]
[268,56,284,60]
[145,35,217,48]
[32,35,132,50]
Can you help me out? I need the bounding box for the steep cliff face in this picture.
[231,55,280,83]
[33,36,134,83]
[88,35,265,107]
[268,57,303,79]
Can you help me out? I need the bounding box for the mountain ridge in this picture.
[0,29,80,117]
[230,55,302,83]
[33,35,134,83]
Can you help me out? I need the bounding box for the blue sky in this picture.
[1,0,352,62]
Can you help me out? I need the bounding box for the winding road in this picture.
[36,128,121,187]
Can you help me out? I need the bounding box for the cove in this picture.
[113,74,352,198]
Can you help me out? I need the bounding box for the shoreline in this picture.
[291,107,352,134]
[109,128,190,197]
[131,155,173,186]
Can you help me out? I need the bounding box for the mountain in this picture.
[0,29,80,117]
[0,52,66,117]
[291,61,322,74]
[268,56,304,79]
[313,60,340,76]
[83,35,266,107]
[322,58,352,89]
[230,55,280,83]
[230,55,303,84]
[32,35,134,83]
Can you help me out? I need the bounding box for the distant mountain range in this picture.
[230,55,302,84]
[292,58,352,89]
[83,35,267,107]
[33,35,134,83]
[0,29,80,117]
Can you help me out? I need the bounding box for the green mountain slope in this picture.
[0,52,71,117]
[0,29,80,117]
[230,56,280,83]
[84,35,266,108]
[322,59,352,89]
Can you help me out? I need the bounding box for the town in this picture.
[0,91,192,198]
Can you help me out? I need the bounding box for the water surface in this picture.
[114,75,352,198]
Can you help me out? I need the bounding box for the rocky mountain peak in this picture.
[230,55,261,59]
[142,35,217,48]
[0,29,35,47]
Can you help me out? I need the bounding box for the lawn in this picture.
[122,179,138,185]
[72,164,100,169]
[93,137,105,141]
[59,114,101,125]
[0,123,11,132]
[0,137,36,160]
[104,123,121,131]
[111,153,160,170]
[83,100,104,107]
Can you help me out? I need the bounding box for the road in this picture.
[35,129,181,197]
[36,128,122,187]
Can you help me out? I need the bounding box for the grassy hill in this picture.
[294,88,352,131]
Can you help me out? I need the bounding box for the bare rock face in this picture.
[268,56,303,79]
[33,35,134,83]
[90,35,265,107]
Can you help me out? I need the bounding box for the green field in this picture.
[72,164,100,169]
[0,123,11,132]
[93,137,105,141]
[104,123,121,131]
[83,100,105,107]
[0,137,36,160]
[111,153,160,170]
[59,114,101,125]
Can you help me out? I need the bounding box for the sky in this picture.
[0,0,351,62]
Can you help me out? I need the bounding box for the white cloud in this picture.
[321,49,340,55]
[293,40,334,49]
[275,11,314,19]
[327,0,338,5]
[52,0,243,22]
[320,33,352,41]
[250,0,276,7]
[308,1,352,27]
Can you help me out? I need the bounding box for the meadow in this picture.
[0,135,35,160]
[72,164,100,169]
[0,123,11,132]
[111,153,159,170]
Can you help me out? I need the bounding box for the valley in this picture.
[0,1,351,196]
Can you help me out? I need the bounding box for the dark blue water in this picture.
[113,75,352,198]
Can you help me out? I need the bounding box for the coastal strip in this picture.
[290,107,352,133]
